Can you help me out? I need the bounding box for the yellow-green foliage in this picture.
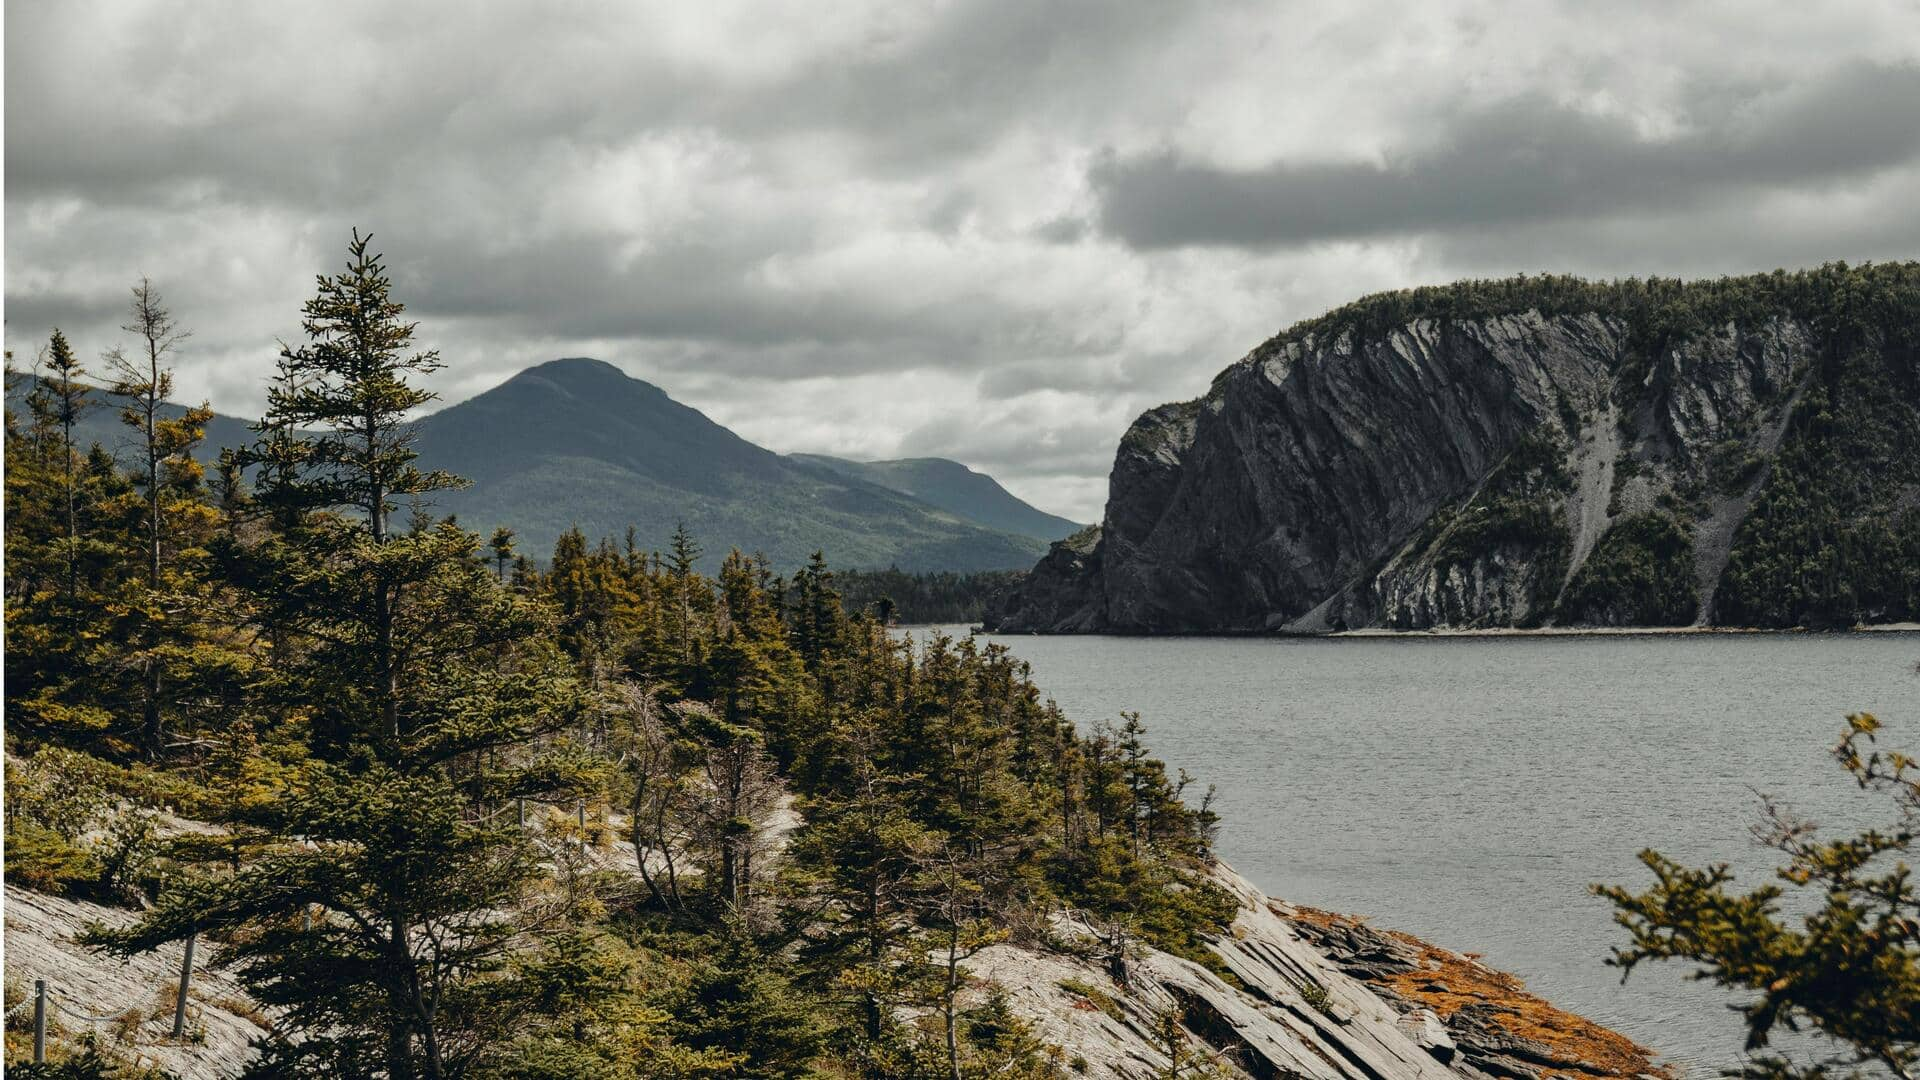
[1598,713,1920,1080]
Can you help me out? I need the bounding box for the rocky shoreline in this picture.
[5,858,1672,1080]
[1286,906,1670,1080]
[962,861,1671,1080]
[972,623,1920,639]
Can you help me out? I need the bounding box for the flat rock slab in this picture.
[4,884,270,1078]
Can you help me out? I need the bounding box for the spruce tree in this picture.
[99,232,589,1080]
[104,279,219,757]
[489,526,516,582]
[41,330,90,605]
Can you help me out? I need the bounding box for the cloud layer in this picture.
[8,0,1919,523]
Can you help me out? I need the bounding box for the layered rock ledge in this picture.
[4,856,1668,1080]
[962,862,1669,1080]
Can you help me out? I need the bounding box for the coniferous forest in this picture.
[833,570,1025,626]
[3,234,1232,1079]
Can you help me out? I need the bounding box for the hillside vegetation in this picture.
[3,236,1232,1079]
[790,457,1080,545]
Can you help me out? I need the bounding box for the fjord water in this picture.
[926,628,1920,1075]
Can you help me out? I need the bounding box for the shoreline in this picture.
[1283,900,1679,1079]
[937,622,1920,639]
[1331,621,1920,638]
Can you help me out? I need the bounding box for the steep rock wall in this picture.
[989,286,1920,634]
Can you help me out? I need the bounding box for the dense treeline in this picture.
[3,235,1229,1079]
[1271,261,1920,372]
[834,568,1024,625]
[1715,345,1920,626]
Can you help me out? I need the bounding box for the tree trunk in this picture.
[418,1011,444,1080]
[631,794,667,908]
[387,916,416,1080]
[62,414,77,605]
[865,875,884,1040]
[387,1020,414,1080]
[945,933,963,1080]
[380,582,399,740]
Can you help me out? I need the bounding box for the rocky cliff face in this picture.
[990,269,1920,633]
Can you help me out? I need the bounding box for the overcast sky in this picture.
[7,1,1919,521]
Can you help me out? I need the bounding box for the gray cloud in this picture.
[8,1,1919,523]
[1093,62,1920,249]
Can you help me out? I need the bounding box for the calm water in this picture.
[916,628,1920,1075]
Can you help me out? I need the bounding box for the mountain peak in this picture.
[405,363,1052,572]
[506,356,660,394]
[526,356,623,377]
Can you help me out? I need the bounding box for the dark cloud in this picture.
[1092,62,1920,249]
[7,2,1919,522]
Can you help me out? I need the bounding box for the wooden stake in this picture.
[173,929,197,1037]
[33,979,47,1062]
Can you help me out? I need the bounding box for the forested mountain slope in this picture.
[991,263,1920,633]
[411,358,1047,572]
[792,454,1081,543]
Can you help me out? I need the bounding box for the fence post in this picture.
[33,979,46,1063]
[173,928,197,1038]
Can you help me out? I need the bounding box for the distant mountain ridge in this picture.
[412,357,1061,570]
[2,378,259,468]
[790,454,1080,542]
[6,359,1071,573]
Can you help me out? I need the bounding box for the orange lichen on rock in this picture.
[1282,904,1673,1080]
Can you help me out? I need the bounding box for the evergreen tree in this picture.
[41,329,91,604]
[104,279,221,757]
[96,231,590,1080]
[262,229,461,539]
[490,526,516,582]
[658,931,823,1080]
[1598,712,1920,1080]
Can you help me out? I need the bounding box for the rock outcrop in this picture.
[990,269,1920,633]
[3,854,1666,1080]
[962,862,1668,1080]
[4,885,270,1080]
